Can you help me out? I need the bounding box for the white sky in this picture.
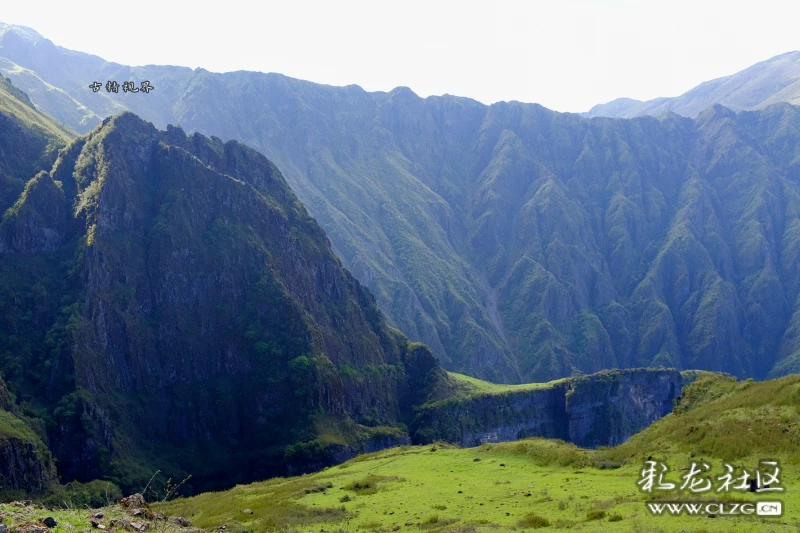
[4,0,800,112]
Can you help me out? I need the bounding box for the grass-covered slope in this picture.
[0,74,73,212]
[160,372,800,533]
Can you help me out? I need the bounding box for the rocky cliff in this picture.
[412,368,681,448]
[0,381,56,493]
[0,111,447,492]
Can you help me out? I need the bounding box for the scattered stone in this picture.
[392,527,400,532]
[473,458,480,462]
[14,522,48,533]
[0,525,7,533]
[172,517,192,528]
[130,521,149,532]
[457,491,462,494]
[121,494,148,509]
[93,514,104,519]
[499,463,505,467]
[241,509,253,515]
[404,523,413,526]
[42,519,57,529]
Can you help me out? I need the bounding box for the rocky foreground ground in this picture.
[0,495,203,533]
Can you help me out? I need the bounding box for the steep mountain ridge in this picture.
[3,24,800,384]
[0,110,448,491]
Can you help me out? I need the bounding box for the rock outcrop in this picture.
[412,368,681,448]
[0,382,56,493]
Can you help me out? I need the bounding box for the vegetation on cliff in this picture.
[0,74,73,213]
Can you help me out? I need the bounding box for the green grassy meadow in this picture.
[162,373,800,533]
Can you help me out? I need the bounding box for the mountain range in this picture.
[0,73,456,492]
[585,50,800,118]
[2,24,800,385]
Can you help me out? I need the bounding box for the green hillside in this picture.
[160,372,800,532]
[0,74,73,212]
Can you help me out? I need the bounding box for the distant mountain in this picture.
[3,23,800,385]
[586,51,800,118]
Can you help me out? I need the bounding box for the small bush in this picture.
[419,516,458,530]
[517,513,550,528]
[304,481,333,494]
[608,512,623,522]
[343,475,381,494]
[343,474,403,495]
[339,494,352,503]
[38,479,122,508]
[586,510,606,521]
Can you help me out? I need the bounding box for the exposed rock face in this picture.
[0,381,57,493]
[0,171,67,253]
[566,369,681,447]
[0,112,446,491]
[0,436,53,492]
[412,369,681,448]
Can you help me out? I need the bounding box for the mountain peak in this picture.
[0,23,44,43]
[586,50,800,119]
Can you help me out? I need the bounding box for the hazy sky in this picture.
[4,0,800,112]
